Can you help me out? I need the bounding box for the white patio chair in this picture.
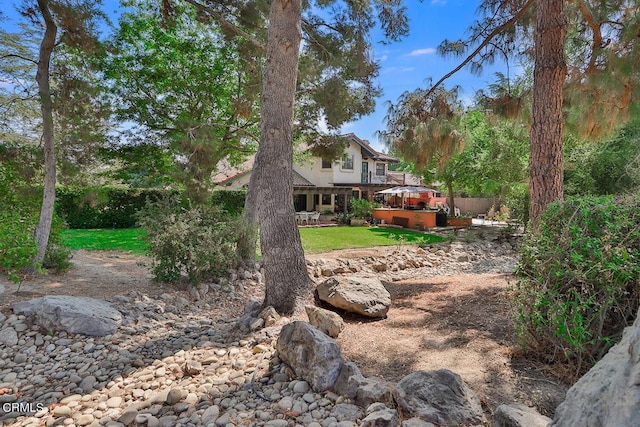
[309,211,320,225]
[297,211,309,225]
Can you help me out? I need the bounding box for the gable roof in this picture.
[342,133,399,162]
[212,133,398,186]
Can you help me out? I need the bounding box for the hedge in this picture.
[55,187,174,229]
[55,188,247,229]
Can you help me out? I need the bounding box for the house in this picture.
[212,133,400,212]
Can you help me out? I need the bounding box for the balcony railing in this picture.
[353,174,395,185]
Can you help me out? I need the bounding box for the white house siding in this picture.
[293,157,333,187]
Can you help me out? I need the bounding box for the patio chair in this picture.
[296,212,309,225]
[309,211,320,225]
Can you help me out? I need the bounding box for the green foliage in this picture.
[0,208,38,282]
[350,198,379,219]
[565,119,640,196]
[513,194,640,379]
[102,0,258,203]
[502,183,530,225]
[336,212,353,225]
[0,165,70,279]
[210,190,247,216]
[42,214,72,272]
[380,86,465,173]
[55,187,173,229]
[137,197,248,285]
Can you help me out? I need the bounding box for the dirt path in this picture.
[0,249,568,419]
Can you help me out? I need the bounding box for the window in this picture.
[322,194,331,204]
[321,157,332,169]
[342,154,354,170]
[375,163,385,176]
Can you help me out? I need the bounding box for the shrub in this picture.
[0,209,38,282]
[0,207,71,281]
[350,198,379,220]
[137,197,247,285]
[210,190,247,216]
[512,194,640,380]
[0,164,71,279]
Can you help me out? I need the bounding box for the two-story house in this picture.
[212,133,399,212]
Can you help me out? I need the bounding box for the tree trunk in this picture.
[528,0,566,222]
[447,180,456,216]
[247,0,309,314]
[34,0,58,267]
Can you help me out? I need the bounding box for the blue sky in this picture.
[2,0,512,151]
[342,0,514,151]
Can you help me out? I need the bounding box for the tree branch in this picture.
[0,53,38,64]
[576,0,601,73]
[426,0,535,97]
[182,0,265,51]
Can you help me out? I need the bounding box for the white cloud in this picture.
[407,48,436,57]
[382,66,415,74]
[378,54,388,62]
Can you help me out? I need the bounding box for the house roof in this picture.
[212,157,254,186]
[212,133,398,186]
[293,171,314,187]
[342,133,399,162]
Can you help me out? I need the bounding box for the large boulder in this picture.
[316,276,391,318]
[396,369,486,426]
[333,361,397,407]
[550,311,640,427]
[305,305,344,338]
[492,403,551,427]
[275,321,344,392]
[13,295,122,336]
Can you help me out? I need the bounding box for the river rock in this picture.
[13,295,122,336]
[0,327,18,346]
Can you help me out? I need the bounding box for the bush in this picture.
[137,197,247,285]
[350,198,379,220]
[0,164,71,279]
[210,190,247,216]
[56,187,173,229]
[0,209,38,282]
[512,194,640,380]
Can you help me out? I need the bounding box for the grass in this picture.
[60,228,148,254]
[299,226,445,254]
[61,225,445,256]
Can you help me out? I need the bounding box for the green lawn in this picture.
[61,226,444,255]
[60,228,148,254]
[299,226,445,254]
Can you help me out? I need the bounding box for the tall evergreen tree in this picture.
[411,0,639,221]
[181,0,409,313]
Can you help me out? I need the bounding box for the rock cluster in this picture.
[0,237,523,426]
[306,239,517,283]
